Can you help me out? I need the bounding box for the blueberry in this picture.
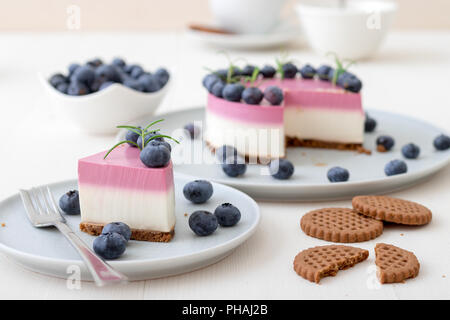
[385,159,408,176]
[137,132,163,149]
[242,87,263,105]
[269,159,294,180]
[102,222,132,242]
[56,82,69,94]
[337,72,362,93]
[49,73,67,88]
[299,64,316,79]
[95,64,121,83]
[124,64,137,74]
[401,143,420,159]
[222,83,245,102]
[130,65,144,79]
[214,203,241,227]
[241,65,256,76]
[282,63,297,79]
[140,142,171,168]
[222,156,247,177]
[87,58,103,68]
[264,86,284,105]
[317,65,333,81]
[112,57,126,68]
[364,113,377,132]
[214,69,228,81]
[125,127,142,147]
[433,134,450,151]
[183,180,213,204]
[260,65,276,78]
[188,211,218,236]
[123,78,145,92]
[99,81,114,91]
[376,135,395,152]
[215,145,238,163]
[184,123,200,139]
[59,190,80,215]
[211,81,225,97]
[93,232,127,259]
[155,68,170,87]
[202,74,221,92]
[68,63,80,76]
[67,82,89,96]
[89,78,107,92]
[147,138,172,152]
[71,65,96,87]
[138,74,161,92]
[327,167,350,182]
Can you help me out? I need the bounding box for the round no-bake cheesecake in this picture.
[202,60,366,162]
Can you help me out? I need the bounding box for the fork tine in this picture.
[19,189,38,221]
[31,187,45,215]
[46,186,63,216]
[39,186,52,215]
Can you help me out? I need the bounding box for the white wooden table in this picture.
[0,31,449,299]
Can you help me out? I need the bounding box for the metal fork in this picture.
[19,186,128,286]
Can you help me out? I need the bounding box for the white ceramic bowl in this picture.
[296,0,397,60]
[40,73,170,135]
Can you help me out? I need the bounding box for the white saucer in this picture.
[117,107,450,201]
[187,20,303,50]
[0,174,260,281]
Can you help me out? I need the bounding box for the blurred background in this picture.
[1,0,449,31]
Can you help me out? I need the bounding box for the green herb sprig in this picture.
[104,119,180,159]
[275,51,290,80]
[327,52,355,86]
[242,67,262,87]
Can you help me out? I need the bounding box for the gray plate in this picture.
[117,107,450,201]
[0,174,260,281]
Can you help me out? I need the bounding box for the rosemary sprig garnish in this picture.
[104,119,180,159]
[275,51,290,80]
[327,52,355,86]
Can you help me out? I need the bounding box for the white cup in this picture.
[209,0,287,34]
[296,0,397,60]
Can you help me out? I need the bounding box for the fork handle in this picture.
[54,221,128,286]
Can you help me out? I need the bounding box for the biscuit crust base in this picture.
[286,136,370,154]
[80,222,174,242]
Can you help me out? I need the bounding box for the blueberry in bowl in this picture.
[42,57,171,134]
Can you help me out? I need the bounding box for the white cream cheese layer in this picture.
[205,111,285,160]
[79,184,175,232]
[284,108,364,143]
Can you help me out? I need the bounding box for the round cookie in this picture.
[375,243,420,284]
[300,208,383,243]
[352,195,432,225]
[293,245,369,283]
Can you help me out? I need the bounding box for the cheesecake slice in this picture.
[78,144,175,242]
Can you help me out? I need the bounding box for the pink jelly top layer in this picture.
[207,79,362,123]
[78,145,173,192]
[207,94,283,124]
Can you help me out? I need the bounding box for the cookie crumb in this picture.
[184,213,188,217]
[377,145,387,152]
[443,275,446,278]
[400,233,404,236]
[1,223,5,227]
